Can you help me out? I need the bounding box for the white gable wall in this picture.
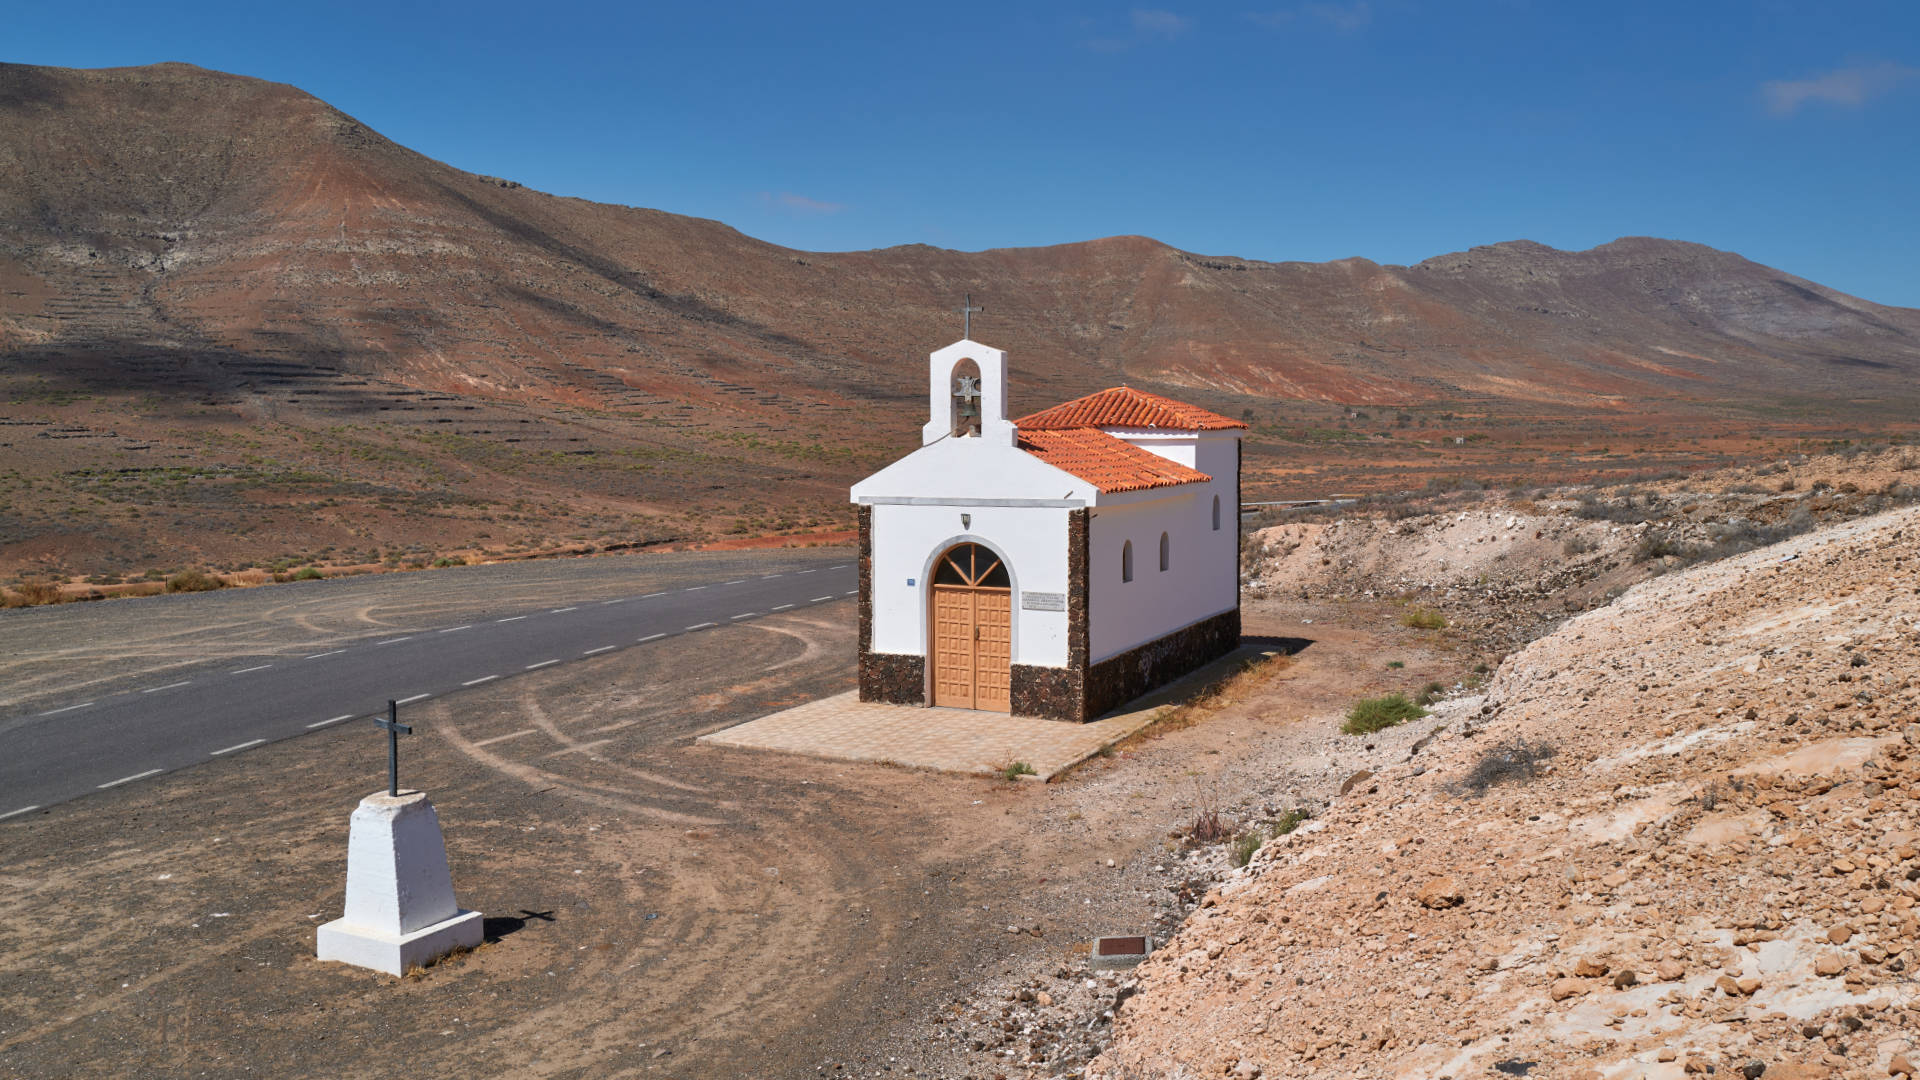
[866,502,1073,667]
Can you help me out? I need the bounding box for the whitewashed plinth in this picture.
[316,790,482,976]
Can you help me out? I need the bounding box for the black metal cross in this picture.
[957,293,983,339]
[374,699,413,797]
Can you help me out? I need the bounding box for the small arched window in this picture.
[1211,495,1221,531]
[1159,532,1170,572]
[1121,540,1133,583]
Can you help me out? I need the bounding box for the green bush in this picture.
[1342,693,1428,735]
[1000,761,1036,781]
[1400,606,1446,630]
[432,556,466,568]
[1386,660,1405,669]
[1231,830,1263,868]
[1415,681,1447,706]
[1273,808,1308,835]
[165,569,225,593]
[291,567,324,581]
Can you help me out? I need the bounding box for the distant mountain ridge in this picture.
[3,59,1919,425]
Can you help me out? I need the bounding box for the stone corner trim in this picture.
[860,651,925,706]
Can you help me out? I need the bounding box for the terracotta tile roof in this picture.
[1018,428,1212,494]
[1016,386,1249,432]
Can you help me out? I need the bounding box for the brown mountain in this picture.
[2,60,1918,581]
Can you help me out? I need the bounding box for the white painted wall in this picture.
[867,502,1073,667]
[1086,431,1240,662]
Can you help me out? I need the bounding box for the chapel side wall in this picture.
[867,502,1073,668]
[1087,487,1231,663]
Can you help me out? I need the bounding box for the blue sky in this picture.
[9,1,1920,305]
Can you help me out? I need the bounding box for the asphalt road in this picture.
[0,550,857,817]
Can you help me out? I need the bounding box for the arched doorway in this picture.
[929,542,1012,711]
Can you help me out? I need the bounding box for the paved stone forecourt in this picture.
[699,645,1277,780]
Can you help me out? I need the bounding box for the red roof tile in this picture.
[1018,428,1212,494]
[1016,386,1248,432]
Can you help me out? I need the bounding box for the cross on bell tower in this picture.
[956,294,983,339]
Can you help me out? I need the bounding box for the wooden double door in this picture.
[930,543,1011,712]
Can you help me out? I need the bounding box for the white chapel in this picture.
[850,338,1245,722]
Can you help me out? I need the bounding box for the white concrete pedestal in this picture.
[316,790,483,976]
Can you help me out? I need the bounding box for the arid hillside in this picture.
[4,60,1920,582]
[1086,455,1920,1080]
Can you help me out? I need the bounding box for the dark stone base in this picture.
[1011,664,1083,722]
[859,652,925,706]
[1083,608,1241,721]
[858,607,1239,721]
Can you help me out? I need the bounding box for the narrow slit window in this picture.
[1212,495,1221,531]
[1121,540,1133,583]
[1159,532,1170,572]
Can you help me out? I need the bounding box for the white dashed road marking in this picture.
[38,702,93,716]
[396,693,431,705]
[686,622,716,631]
[0,805,40,821]
[230,665,272,675]
[723,580,746,586]
[550,607,577,614]
[306,650,345,660]
[307,714,356,729]
[810,596,834,603]
[524,660,560,670]
[583,645,616,656]
[601,598,628,605]
[98,768,162,789]
[684,586,706,592]
[142,681,190,694]
[461,675,500,687]
[643,591,668,598]
[730,613,755,620]
[496,615,527,623]
[772,604,794,611]
[376,636,413,646]
[211,739,264,756]
[638,633,666,642]
[439,625,473,634]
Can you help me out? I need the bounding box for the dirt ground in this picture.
[0,557,1474,1080]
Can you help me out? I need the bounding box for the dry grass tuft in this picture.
[165,569,227,593]
[2,581,67,608]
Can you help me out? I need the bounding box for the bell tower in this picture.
[923,339,1014,447]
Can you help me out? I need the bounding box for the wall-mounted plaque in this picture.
[1020,591,1066,612]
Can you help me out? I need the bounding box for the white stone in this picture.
[316,790,482,976]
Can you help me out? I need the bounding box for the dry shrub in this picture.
[1400,606,1447,630]
[2,581,66,608]
[1187,785,1232,844]
[1453,739,1558,796]
[165,569,226,593]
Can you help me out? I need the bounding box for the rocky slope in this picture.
[1088,504,1920,1079]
